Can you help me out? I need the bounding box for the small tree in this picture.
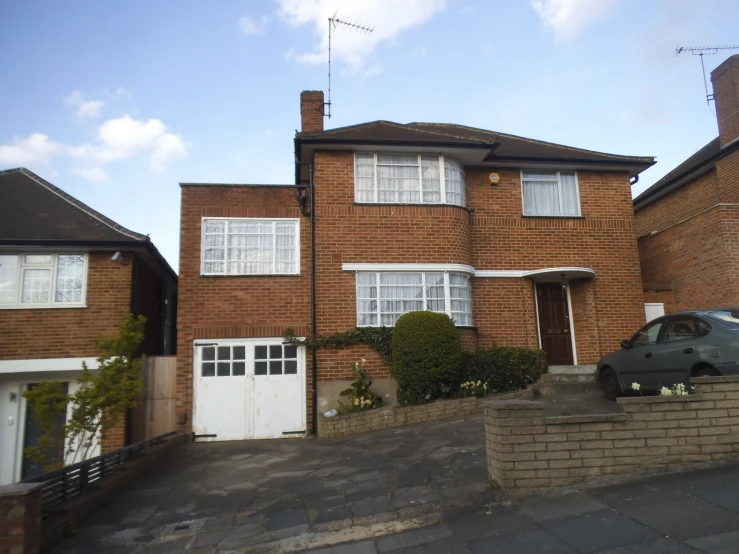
[391,311,463,405]
[23,314,146,470]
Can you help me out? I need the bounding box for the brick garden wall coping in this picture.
[317,388,534,438]
[484,376,739,496]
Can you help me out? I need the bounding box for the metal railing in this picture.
[22,431,178,515]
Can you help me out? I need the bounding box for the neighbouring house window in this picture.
[201,218,300,276]
[356,272,472,327]
[0,254,87,308]
[354,153,466,207]
[522,171,580,216]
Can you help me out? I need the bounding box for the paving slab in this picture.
[466,528,577,554]
[375,524,453,552]
[686,529,739,554]
[539,509,660,553]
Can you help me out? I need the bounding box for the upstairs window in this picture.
[201,218,299,276]
[356,271,472,327]
[0,254,87,308]
[522,171,580,217]
[355,153,466,207]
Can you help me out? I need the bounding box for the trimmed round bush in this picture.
[391,311,463,405]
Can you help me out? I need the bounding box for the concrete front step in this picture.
[548,365,597,375]
[534,382,601,398]
[540,373,595,385]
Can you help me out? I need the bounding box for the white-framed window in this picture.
[356,271,472,327]
[521,170,581,217]
[201,218,300,276]
[355,153,466,207]
[0,253,87,309]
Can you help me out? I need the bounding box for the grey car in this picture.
[595,308,739,400]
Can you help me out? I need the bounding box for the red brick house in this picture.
[177,91,656,441]
[635,55,739,317]
[0,168,177,485]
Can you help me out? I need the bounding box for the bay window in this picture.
[356,271,472,327]
[201,218,300,276]
[0,253,87,308]
[355,153,466,207]
[522,171,580,217]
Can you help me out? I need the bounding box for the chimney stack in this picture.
[300,91,324,133]
[712,55,739,147]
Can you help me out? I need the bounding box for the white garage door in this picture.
[193,339,306,441]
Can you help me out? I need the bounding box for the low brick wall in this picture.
[318,388,534,438]
[484,376,739,495]
[0,433,187,554]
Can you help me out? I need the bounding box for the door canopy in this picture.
[525,267,596,283]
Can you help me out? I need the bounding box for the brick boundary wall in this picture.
[318,388,534,438]
[484,376,739,496]
[0,433,187,554]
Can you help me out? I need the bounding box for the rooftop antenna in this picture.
[675,45,739,104]
[326,12,373,118]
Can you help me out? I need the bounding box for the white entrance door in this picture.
[645,303,665,323]
[193,339,305,441]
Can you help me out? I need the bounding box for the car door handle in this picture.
[645,352,652,358]
[684,347,694,354]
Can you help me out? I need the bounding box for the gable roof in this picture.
[296,120,655,173]
[0,167,176,279]
[633,138,724,210]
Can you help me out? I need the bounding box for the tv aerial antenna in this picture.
[675,45,739,104]
[326,12,373,118]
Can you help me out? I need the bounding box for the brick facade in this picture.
[635,55,739,313]
[176,91,651,435]
[0,253,132,361]
[176,185,313,433]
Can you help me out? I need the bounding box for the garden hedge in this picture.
[391,311,463,405]
[462,346,546,393]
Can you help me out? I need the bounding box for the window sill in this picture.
[352,202,470,213]
[0,304,88,310]
[521,215,585,220]
[200,274,303,278]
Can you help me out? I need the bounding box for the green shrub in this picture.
[461,346,546,395]
[391,311,463,405]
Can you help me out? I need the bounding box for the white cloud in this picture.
[69,115,188,170]
[64,90,106,118]
[240,15,268,35]
[0,133,60,166]
[531,0,621,41]
[73,167,109,183]
[277,0,447,71]
[112,87,133,98]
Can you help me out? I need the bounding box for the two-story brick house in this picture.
[635,55,739,317]
[0,168,177,485]
[176,91,656,441]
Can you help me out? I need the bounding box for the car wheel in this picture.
[601,368,621,401]
[693,366,719,378]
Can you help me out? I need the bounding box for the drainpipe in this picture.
[295,160,318,435]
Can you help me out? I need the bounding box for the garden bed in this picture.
[318,387,533,438]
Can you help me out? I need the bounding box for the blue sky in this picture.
[1,0,737,271]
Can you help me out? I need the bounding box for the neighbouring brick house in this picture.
[0,168,177,485]
[176,91,656,441]
[636,55,739,317]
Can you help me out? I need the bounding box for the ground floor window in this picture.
[356,271,472,327]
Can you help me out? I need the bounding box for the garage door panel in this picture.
[193,340,305,441]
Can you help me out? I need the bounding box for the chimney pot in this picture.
[300,90,325,133]
[711,54,739,146]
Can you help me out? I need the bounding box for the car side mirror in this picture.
[621,339,631,349]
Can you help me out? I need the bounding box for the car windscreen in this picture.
[706,310,739,329]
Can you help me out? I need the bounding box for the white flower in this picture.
[361,358,366,364]
[660,387,673,396]
[631,382,641,391]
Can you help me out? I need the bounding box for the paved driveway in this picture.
[49,414,497,553]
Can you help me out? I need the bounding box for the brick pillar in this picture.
[0,483,43,554]
[101,414,127,452]
[712,54,739,147]
[484,399,546,493]
[300,91,324,133]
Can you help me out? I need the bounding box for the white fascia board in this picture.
[474,270,527,278]
[342,263,476,275]
[0,357,99,374]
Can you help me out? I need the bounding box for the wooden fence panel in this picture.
[130,356,177,442]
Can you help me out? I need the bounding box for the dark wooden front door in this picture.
[536,283,574,365]
[22,382,68,480]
